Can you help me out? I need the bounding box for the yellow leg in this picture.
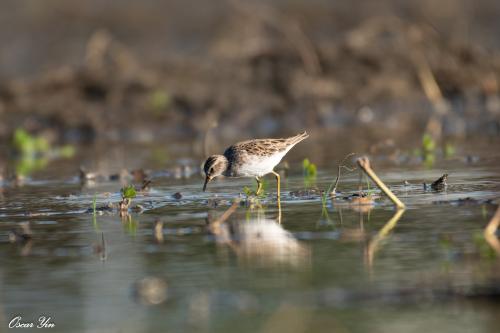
[271,170,282,223]
[255,176,263,195]
[271,171,281,199]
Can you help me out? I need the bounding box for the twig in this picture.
[356,157,405,209]
[154,219,164,244]
[484,205,500,255]
[331,153,356,194]
[485,205,500,235]
[100,232,107,261]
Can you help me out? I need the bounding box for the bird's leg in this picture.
[271,171,281,199]
[271,170,282,223]
[255,176,263,195]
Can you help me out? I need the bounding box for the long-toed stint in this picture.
[202,131,309,197]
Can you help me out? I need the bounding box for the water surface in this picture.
[1,146,500,333]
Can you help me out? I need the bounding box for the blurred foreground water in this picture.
[0,141,499,332]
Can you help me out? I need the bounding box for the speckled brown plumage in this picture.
[202,131,308,193]
[223,131,308,177]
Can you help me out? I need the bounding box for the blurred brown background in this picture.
[1,0,499,151]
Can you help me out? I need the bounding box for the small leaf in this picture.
[444,143,455,158]
[121,185,137,199]
[302,158,310,170]
[422,133,436,153]
[59,145,76,158]
[243,186,253,196]
[150,90,170,112]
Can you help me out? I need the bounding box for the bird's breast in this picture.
[228,152,286,177]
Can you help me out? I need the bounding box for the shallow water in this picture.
[1,145,500,333]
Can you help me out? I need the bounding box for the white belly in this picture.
[236,152,286,177]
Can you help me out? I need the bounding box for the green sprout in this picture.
[444,143,456,158]
[13,129,50,156]
[12,128,76,177]
[421,133,436,168]
[243,178,267,198]
[422,133,436,153]
[149,89,170,114]
[119,185,137,216]
[121,185,137,200]
[92,194,97,216]
[303,158,317,187]
[92,194,99,231]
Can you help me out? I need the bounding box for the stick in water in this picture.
[484,205,500,255]
[356,157,405,209]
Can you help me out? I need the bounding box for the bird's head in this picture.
[202,155,228,191]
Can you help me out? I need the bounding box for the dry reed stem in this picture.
[408,29,450,139]
[484,205,500,256]
[356,157,405,209]
[411,51,449,116]
[154,219,164,244]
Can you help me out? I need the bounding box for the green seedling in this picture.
[59,145,76,158]
[119,185,137,215]
[121,185,137,200]
[421,133,437,168]
[303,158,317,188]
[92,194,100,231]
[12,128,76,177]
[243,178,268,198]
[444,143,455,158]
[92,194,97,216]
[13,129,49,156]
[149,89,170,114]
[422,133,436,153]
[243,186,253,197]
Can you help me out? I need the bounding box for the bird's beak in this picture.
[203,176,211,192]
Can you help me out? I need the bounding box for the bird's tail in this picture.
[288,131,309,145]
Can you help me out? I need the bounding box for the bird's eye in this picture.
[209,168,214,174]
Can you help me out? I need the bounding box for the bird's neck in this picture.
[218,155,231,176]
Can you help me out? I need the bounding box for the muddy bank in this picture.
[1,2,500,146]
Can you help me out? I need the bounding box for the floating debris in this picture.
[139,179,152,192]
[154,219,164,243]
[289,188,321,198]
[428,173,448,191]
[79,166,98,182]
[8,222,32,243]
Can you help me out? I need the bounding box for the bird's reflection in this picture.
[207,200,309,267]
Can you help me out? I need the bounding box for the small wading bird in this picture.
[202,131,309,197]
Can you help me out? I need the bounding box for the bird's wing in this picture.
[229,139,290,157]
